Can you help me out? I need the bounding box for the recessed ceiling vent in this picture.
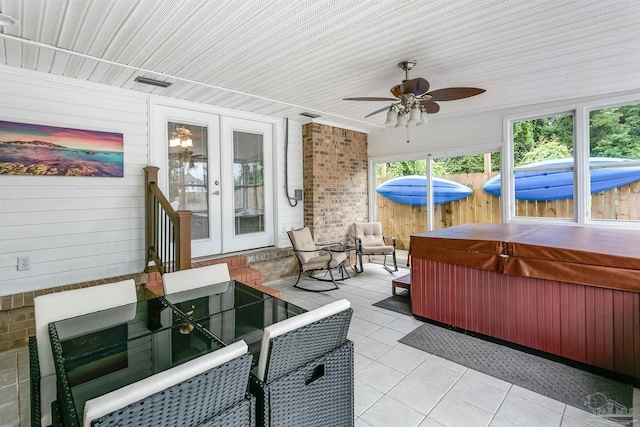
[299,112,321,119]
[134,76,172,88]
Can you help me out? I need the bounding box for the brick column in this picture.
[302,123,368,244]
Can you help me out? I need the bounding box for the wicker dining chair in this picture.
[287,227,348,292]
[162,263,231,295]
[82,341,255,427]
[250,299,354,427]
[30,280,137,427]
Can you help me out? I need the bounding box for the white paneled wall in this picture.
[0,67,149,296]
[0,67,306,296]
[275,118,303,248]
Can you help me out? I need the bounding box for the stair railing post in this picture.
[144,166,159,272]
[175,211,192,271]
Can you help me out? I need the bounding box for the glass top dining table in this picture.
[49,281,305,426]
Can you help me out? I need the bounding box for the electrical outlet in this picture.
[17,256,30,271]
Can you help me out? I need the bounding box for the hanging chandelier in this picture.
[383,93,429,128]
[169,126,193,148]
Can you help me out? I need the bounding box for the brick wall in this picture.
[302,123,369,244]
[0,273,146,352]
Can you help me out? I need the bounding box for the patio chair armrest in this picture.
[29,336,41,427]
[354,237,363,252]
[292,248,329,253]
[292,247,335,263]
[383,236,397,247]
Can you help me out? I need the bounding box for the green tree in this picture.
[376,160,427,178]
[589,105,640,159]
[519,138,571,165]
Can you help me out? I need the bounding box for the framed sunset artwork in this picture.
[0,120,124,177]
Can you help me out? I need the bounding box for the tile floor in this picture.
[1,265,638,427]
[268,266,640,427]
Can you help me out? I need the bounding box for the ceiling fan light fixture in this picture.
[0,13,19,27]
[407,106,421,125]
[384,108,398,127]
[417,111,429,127]
[395,113,408,128]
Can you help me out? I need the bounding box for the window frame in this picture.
[368,142,503,232]
[504,93,640,227]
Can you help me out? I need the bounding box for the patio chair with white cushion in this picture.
[82,340,255,427]
[250,299,354,427]
[30,279,138,427]
[162,263,231,295]
[287,226,348,292]
[353,222,398,274]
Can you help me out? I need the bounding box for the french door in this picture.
[154,105,222,257]
[221,117,274,252]
[153,105,273,257]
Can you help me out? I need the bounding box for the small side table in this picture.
[340,246,359,276]
[392,274,410,296]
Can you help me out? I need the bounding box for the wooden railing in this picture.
[145,166,191,274]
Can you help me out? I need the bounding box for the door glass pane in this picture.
[432,152,501,229]
[233,131,264,235]
[588,103,640,221]
[167,122,209,240]
[512,114,574,218]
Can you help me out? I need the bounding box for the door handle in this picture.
[212,191,220,195]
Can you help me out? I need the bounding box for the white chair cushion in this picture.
[34,279,137,378]
[83,340,248,427]
[301,252,348,271]
[162,264,231,295]
[354,222,386,247]
[289,227,319,264]
[39,374,56,427]
[256,299,351,382]
[163,281,230,305]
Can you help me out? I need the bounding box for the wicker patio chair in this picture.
[250,299,354,427]
[162,262,231,294]
[30,279,137,427]
[287,227,349,292]
[83,341,255,427]
[353,222,398,274]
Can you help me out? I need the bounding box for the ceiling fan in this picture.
[344,60,485,127]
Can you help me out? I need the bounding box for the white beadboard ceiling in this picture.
[1,0,639,130]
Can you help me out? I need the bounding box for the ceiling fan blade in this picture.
[426,87,486,101]
[401,78,430,96]
[343,97,397,101]
[365,105,391,118]
[419,100,440,114]
[390,85,403,98]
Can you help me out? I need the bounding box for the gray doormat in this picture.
[372,294,412,316]
[399,322,634,415]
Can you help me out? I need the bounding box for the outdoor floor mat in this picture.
[372,294,412,316]
[399,321,634,421]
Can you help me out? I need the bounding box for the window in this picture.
[511,113,574,219]
[588,104,640,221]
[507,100,640,223]
[432,152,501,227]
[373,150,501,247]
[233,130,265,235]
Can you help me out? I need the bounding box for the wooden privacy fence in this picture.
[376,173,640,250]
